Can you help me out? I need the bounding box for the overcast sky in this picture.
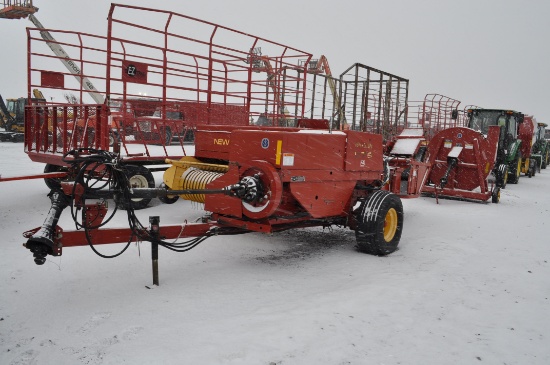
[2,0,549,123]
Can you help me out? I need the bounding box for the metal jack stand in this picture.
[146,216,160,289]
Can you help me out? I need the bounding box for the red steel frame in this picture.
[24,4,318,166]
[404,94,463,140]
[339,63,409,140]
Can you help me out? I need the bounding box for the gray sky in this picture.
[2,0,549,123]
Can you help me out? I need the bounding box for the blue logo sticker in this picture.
[261,138,269,149]
[457,133,463,138]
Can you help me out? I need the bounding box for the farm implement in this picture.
[25,126,402,269]
[2,3,424,284]
[518,115,538,177]
[416,105,527,204]
[422,125,501,203]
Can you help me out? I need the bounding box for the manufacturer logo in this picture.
[261,138,269,149]
[213,138,230,145]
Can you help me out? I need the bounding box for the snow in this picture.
[1,142,549,365]
[399,128,424,137]
[389,138,422,156]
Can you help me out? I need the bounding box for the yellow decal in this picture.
[213,138,230,145]
[275,140,282,165]
[355,142,373,149]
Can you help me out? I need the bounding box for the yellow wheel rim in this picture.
[503,170,508,185]
[516,158,522,177]
[383,208,398,242]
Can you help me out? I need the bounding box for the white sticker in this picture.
[444,141,452,148]
[282,153,294,166]
[465,144,473,149]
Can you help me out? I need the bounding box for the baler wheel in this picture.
[118,165,155,210]
[491,187,500,204]
[355,190,403,255]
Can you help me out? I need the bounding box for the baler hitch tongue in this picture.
[24,190,70,265]
[23,174,264,265]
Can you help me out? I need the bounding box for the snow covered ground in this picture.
[0,141,549,365]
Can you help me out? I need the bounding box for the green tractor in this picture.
[467,109,524,186]
[531,122,549,170]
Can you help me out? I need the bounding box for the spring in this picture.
[180,167,223,203]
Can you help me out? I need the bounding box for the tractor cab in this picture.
[536,122,547,142]
[467,109,524,184]
[532,122,549,169]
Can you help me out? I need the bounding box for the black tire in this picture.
[491,187,500,204]
[158,182,179,204]
[355,190,403,255]
[109,131,120,147]
[182,128,195,142]
[496,164,508,189]
[542,151,548,169]
[44,164,70,190]
[159,127,172,146]
[11,133,24,143]
[118,165,155,210]
[508,153,521,184]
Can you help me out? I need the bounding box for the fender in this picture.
[506,140,522,163]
